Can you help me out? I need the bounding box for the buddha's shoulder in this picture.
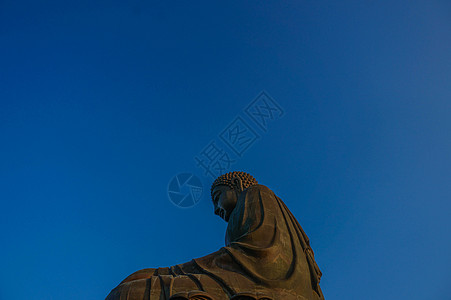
[245,184,275,195]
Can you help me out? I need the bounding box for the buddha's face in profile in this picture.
[211,185,239,222]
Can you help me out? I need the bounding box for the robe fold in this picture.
[106,184,324,300]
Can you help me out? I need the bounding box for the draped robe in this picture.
[106,184,324,300]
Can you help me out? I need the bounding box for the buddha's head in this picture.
[210,171,258,222]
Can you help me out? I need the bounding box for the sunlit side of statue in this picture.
[106,171,324,300]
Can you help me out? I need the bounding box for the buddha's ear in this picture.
[231,176,243,193]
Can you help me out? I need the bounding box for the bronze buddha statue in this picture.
[106,171,324,300]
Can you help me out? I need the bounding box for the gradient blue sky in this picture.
[1,1,450,299]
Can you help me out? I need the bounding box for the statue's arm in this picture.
[119,268,157,283]
[226,185,275,246]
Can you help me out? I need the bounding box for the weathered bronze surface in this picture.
[106,171,324,300]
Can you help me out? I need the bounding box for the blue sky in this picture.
[1,1,450,299]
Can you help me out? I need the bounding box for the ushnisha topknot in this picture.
[210,171,258,200]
